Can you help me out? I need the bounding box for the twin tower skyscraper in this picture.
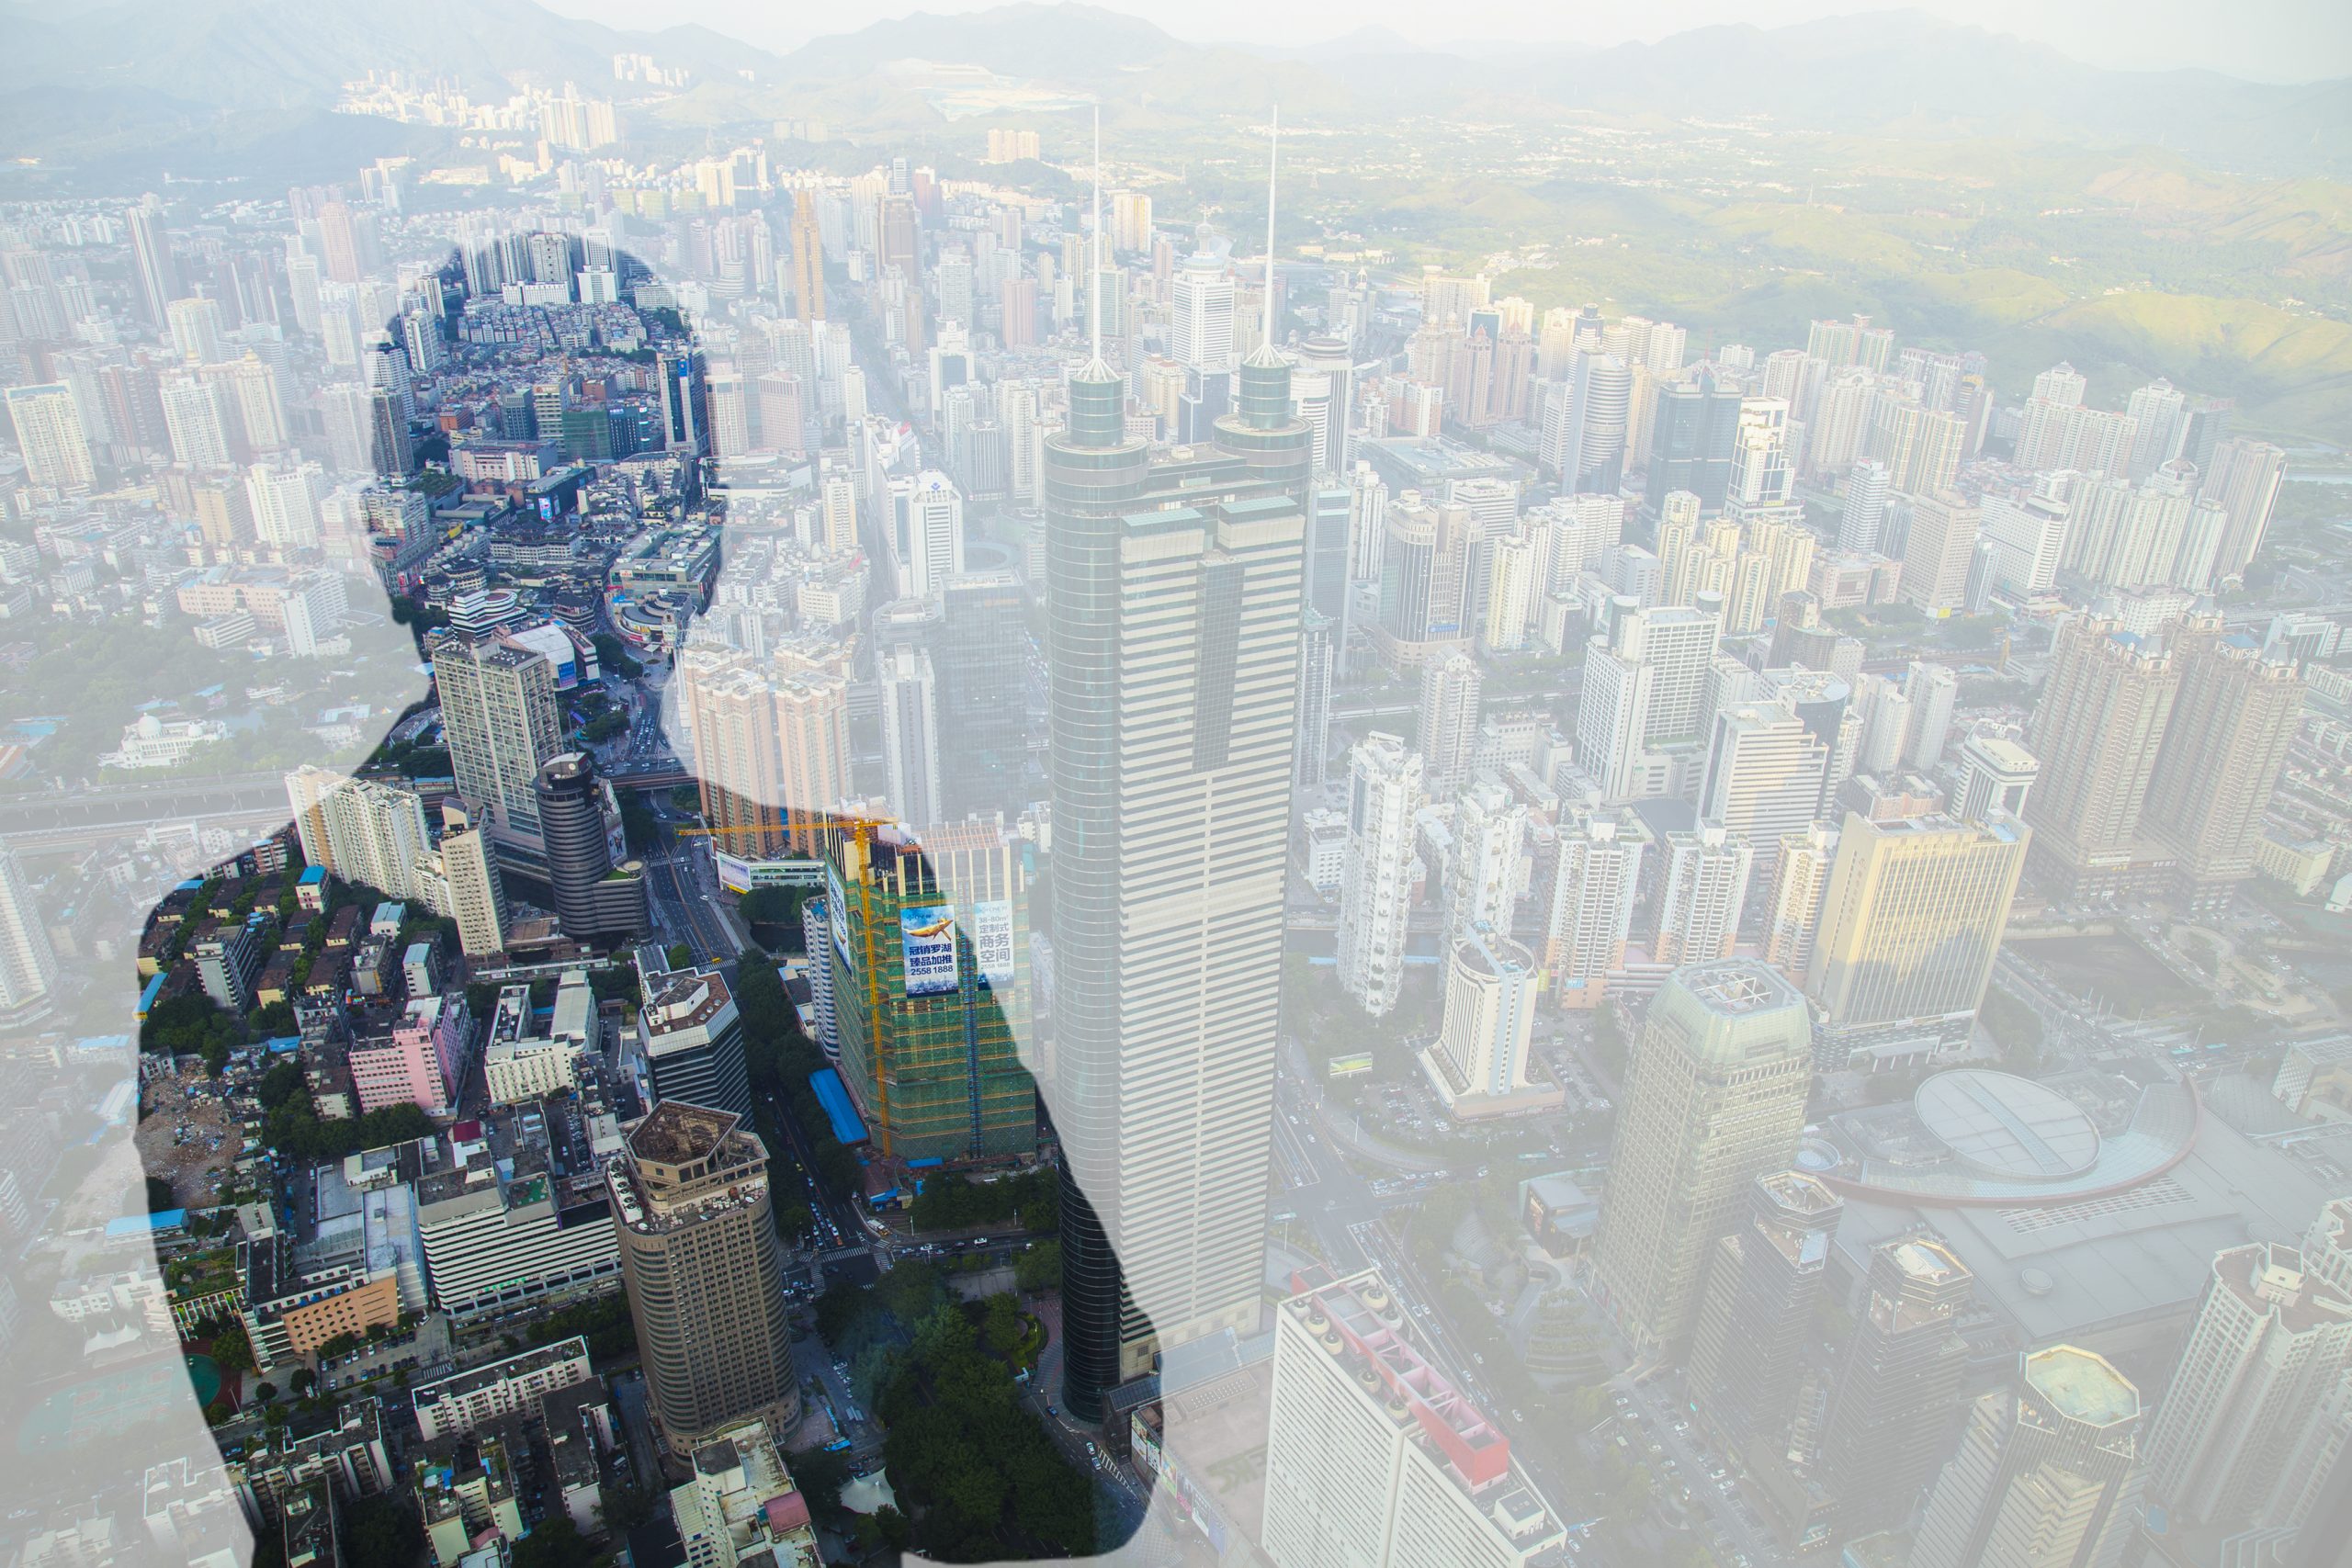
[1048,109,1316,1419]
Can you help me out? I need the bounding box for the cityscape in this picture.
[0,4,2350,1568]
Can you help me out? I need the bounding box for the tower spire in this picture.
[1090,101,1103,365]
[1261,103,1278,350]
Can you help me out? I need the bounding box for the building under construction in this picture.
[820,818,1036,1164]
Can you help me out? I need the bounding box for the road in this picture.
[0,771,291,841]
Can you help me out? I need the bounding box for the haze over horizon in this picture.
[536,0,2352,85]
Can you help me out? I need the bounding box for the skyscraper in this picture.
[430,630,562,832]
[638,965,751,1120]
[1337,734,1424,1019]
[1820,1236,1975,1530]
[1840,459,1892,553]
[1686,1171,1843,1450]
[4,385,96,491]
[1417,649,1483,800]
[1420,926,1550,1118]
[822,821,1034,1161]
[1260,1268,1564,1568]
[534,754,647,943]
[2141,615,2303,902]
[0,849,60,1020]
[1577,592,1724,803]
[1952,733,2039,825]
[607,1103,798,1458]
[1898,491,1982,611]
[2024,615,2180,899]
[2143,1240,2352,1531]
[437,800,508,959]
[789,187,824,323]
[1644,369,1743,521]
[877,640,942,828]
[127,199,180,328]
[1654,825,1753,964]
[1805,809,2028,1051]
[1050,110,1307,1419]
[1909,1347,2146,1568]
[673,647,852,858]
[1542,809,1646,1010]
[1442,782,1527,945]
[1590,961,1813,1354]
[1294,609,1336,789]
[1762,822,1838,979]
[935,570,1030,818]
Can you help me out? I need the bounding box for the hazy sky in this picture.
[539,0,2352,84]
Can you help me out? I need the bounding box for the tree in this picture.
[620,796,659,855]
[209,1320,256,1374]
[1013,1240,1061,1294]
[666,942,692,970]
[253,1382,277,1404]
[512,1513,597,1568]
[340,1495,424,1568]
[145,1173,177,1213]
[289,1368,315,1395]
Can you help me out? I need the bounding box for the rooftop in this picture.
[2024,1345,2140,1428]
[627,1100,740,1166]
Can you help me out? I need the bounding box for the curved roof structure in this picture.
[1818,1070,2202,1208]
[1914,1069,2102,1181]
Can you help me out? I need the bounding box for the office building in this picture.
[2142,615,2303,899]
[1806,809,2027,1058]
[1686,1172,1843,1449]
[639,966,750,1121]
[887,469,965,600]
[935,571,1030,818]
[1899,491,1981,612]
[1697,697,1834,865]
[1591,962,1813,1354]
[534,754,647,943]
[789,187,824,322]
[822,821,1034,1162]
[1821,1236,1975,1530]
[2143,1240,2352,1530]
[1337,734,1425,1019]
[1645,370,1744,520]
[1420,927,1555,1119]
[1904,661,1959,769]
[1372,491,1476,671]
[430,631,562,831]
[609,1103,798,1458]
[417,1117,619,1320]
[1050,133,1311,1415]
[1909,1347,2145,1568]
[1261,1267,1565,1568]
[1543,810,1646,1009]
[2024,616,2180,899]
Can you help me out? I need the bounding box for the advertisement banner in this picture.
[899,905,959,997]
[716,852,754,896]
[971,899,1015,989]
[827,863,852,966]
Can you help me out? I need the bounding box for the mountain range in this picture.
[3,0,2346,182]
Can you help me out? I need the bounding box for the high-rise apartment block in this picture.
[429,630,562,831]
[1338,734,1425,1019]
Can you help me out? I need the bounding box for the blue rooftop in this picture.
[299,866,327,885]
[808,1067,870,1146]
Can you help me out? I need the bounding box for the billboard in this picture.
[717,852,754,896]
[899,905,959,997]
[827,863,852,965]
[1328,1052,1374,1077]
[971,899,1015,989]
